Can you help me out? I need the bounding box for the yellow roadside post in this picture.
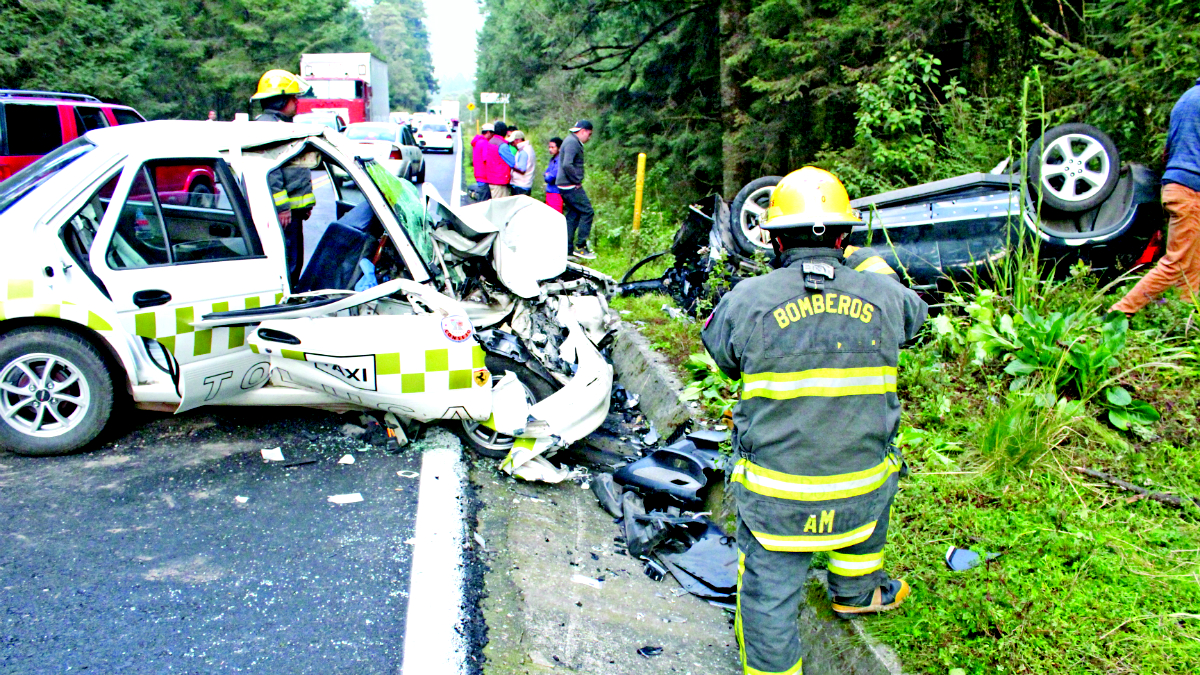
[632,152,647,232]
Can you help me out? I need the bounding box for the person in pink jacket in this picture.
[469,123,495,202]
[484,121,512,199]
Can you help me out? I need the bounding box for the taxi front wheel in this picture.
[0,327,115,457]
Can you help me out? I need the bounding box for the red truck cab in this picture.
[296,79,369,124]
[0,90,146,182]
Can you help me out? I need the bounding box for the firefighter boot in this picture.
[830,579,911,619]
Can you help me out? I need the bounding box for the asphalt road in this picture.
[0,408,440,673]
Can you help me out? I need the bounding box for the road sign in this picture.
[467,103,475,111]
[480,92,500,104]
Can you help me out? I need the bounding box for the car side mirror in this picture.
[209,223,233,238]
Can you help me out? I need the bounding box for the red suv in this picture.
[0,90,147,181]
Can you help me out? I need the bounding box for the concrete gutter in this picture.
[607,321,695,440]
[602,321,907,675]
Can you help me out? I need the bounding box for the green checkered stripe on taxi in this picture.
[275,343,488,392]
[134,292,285,364]
[2,279,115,331]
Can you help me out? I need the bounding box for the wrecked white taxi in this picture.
[0,121,614,480]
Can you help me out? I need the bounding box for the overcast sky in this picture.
[423,0,484,92]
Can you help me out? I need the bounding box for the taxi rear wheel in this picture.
[0,327,114,457]
[459,355,558,459]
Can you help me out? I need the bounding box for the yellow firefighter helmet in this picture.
[763,167,862,231]
[251,70,313,100]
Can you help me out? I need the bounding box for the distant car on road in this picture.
[0,89,145,181]
[343,122,425,183]
[416,122,454,153]
[294,111,347,134]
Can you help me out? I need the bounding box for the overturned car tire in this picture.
[727,175,782,257]
[458,354,559,459]
[1027,123,1120,213]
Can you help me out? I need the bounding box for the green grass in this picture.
[613,263,1200,672]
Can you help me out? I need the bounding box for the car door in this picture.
[400,126,421,174]
[0,102,69,180]
[195,279,493,422]
[90,155,284,411]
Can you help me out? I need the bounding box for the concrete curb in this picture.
[609,321,695,440]
[607,322,906,675]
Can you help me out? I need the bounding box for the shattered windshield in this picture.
[362,160,439,269]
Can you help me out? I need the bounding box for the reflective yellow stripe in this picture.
[843,245,860,257]
[736,551,747,668]
[290,193,316,208]
[752,521,876,552]
[742,366,896,400]
[855,256,895,275]
[272,190,289,206]
[731,455,900,501]
[746,657,804,675]
[828,551,885,577]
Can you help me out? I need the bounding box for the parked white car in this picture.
[344,122,425,183]
[0,121,614,481]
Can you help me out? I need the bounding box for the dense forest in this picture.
[477,0,1200,199]
[0,0,437,119]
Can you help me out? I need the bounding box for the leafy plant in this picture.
[680,351,741,417]
[1101,385,1161,432]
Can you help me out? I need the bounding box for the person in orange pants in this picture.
[1112,78,1200,314]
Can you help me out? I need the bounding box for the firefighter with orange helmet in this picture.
[252,70,316,288]
[701,167,927,675]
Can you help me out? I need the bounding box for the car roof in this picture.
[0,90,135,108]
[83,120,321,155]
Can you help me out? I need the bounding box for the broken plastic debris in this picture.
[662,615,687,623]
[340,423,366,438]
[396,470,420,479]
[945,546,1001,571]
[643,558,667,582]
[234,496,249,504]
[338,454,356,465]
[327,493,364,505]
[529,651,555,668]
[570,574,603,589]
[260,447,284,462]
[637,646,663,658]
[474,532,487,550]
[642,425,660,446]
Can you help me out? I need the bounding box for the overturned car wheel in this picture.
[727,175,782,257]
[1027,123,1120,213]
[459,355,559,459]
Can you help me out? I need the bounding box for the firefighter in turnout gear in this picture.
[701,167,927,675]
[253,69,316,288]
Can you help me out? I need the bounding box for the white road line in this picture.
[450,130,463,206]
[401,445,468,675]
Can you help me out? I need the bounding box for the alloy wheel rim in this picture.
[739,185,776,249]
[0,353,91,438]
[1039,133,1111,203]
[461,378,537,452]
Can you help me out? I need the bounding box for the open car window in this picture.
[106,159,263,269]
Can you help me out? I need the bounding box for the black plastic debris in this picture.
[944,546,1001,571]
[658,557,735,603]
[637,646,663,658]
[590,473,625,517]
[621,492,671,558]
[643,558,667,582]
[614,448,709,506]
[657,521,737,594]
